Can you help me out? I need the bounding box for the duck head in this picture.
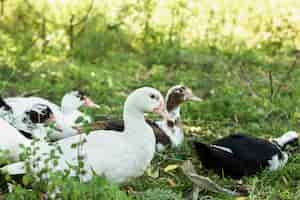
[165,85,202,120]
[61,91,99,113]
[124,87,171,123]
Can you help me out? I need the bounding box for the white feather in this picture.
[273,131,298,147]
[0,118,30,160]
[210,144,233,154]
[268,152,288,171]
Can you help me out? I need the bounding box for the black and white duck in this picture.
[4,91,99,140]
[193,131,298,179]
[0,102,56,160]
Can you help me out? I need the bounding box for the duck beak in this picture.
[184,88,202,102]
[83,96,100,108]
[188,95,202,102]
[153,100,172,121]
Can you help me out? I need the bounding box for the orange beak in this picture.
[184,88,202,102]
[83,96,100,108]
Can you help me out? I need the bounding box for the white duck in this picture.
[5,91,99,140]
[2,87,170,183]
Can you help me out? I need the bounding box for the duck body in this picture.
[4,128,155,183]
[3,87,169,183]
[11,125,155,183]
[5,97,56,117]
[194,132,298,179]
[155,119,183,148]
[5,96,85,124]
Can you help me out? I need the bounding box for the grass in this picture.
[1,0,300,199]
[1,51,300,199]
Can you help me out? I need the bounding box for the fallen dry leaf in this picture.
[164,164,179,172]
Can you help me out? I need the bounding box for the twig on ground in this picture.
[181,160,247,197]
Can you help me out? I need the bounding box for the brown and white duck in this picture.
[92,85,202,151]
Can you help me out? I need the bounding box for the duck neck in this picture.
[164,97,181,128]
[61,103,78,114]
[168,107,181,121]
[123,105,148,133]
[165,93,182,121]
[123,101,156,158]
[161,106,181,130]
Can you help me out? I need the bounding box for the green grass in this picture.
[1,0,300,199]
[1,52,300,199]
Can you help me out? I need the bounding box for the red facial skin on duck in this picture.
[47,114,64,132]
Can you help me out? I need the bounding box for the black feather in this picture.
[194,134,284,179]
[0,97,11,111]
[94,117,171,147]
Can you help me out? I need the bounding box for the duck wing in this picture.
[194,141,247,179]
[91,117,124,132]
[91,117,171,146]
[213,134,282,163]
[146,119,171,147]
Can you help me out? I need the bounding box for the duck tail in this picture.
[0,96,11,111]
[273,131,298,150]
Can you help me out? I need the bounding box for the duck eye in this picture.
[76,93,84,100]
[150,94,156,99]
[175,88,183,93]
